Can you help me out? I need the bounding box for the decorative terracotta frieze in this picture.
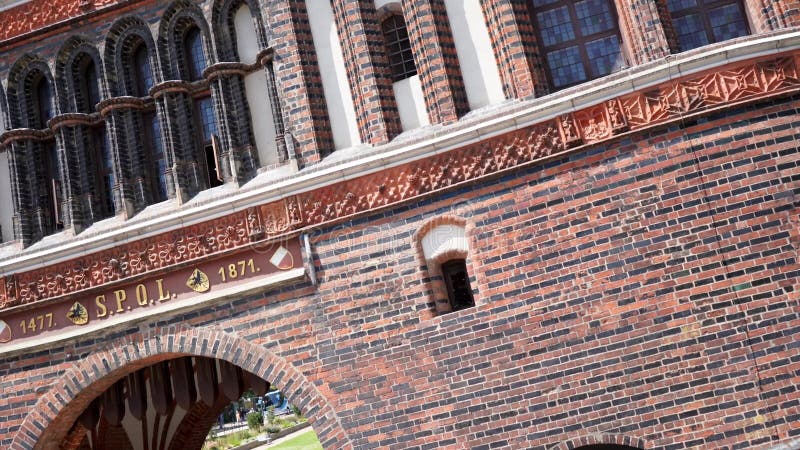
[1,53,798,310]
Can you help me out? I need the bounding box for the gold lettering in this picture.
[156,279,171,302]
[96,295,108,318]
[114,289,127,313]
[136,284,149,306]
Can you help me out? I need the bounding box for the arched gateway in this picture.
[9,325,352,450]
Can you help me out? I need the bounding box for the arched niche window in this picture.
[184,27,207,82]
[528,0,626,89]
[77,56,101,114]
[666,0,749,51]
[69,52,115,220]
[377,5,429,132]
[31,74,62,232]
[416,218,476,315]
[33,74,54,129]
[132,43,154,97]
[115,32,167,205]
[381,14,417,83]
[180,24,221,188]
[211,0,286,171]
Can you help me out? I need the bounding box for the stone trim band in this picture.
[1,51,798,310]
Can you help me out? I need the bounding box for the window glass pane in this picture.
[537,7,575,46]
[666,0,697,11]
[710,4,748,42]
[37,79,53,128]
[90,128,114,216]
[134,45,153,96]
[673,14,709,51]
[185,28,206,81]
[533,0,558,7]
[382,15,417,82]
[546,46,586,88]
[84,61,100,113]
[147,113,167,201]
[575,0,615,36]
[197,97,217,142]
[586,35,624,77]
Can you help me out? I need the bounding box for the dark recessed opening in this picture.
[442,259,475,312]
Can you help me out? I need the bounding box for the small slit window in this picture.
[441,259,475,312]
[381,14,417,83]
[417,220,476,315]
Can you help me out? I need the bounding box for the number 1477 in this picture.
[19,313,54,335]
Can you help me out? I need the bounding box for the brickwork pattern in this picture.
[479,0,546,98]
[331,0,401,145]
[1,90,799,449]
[402,0,469,124]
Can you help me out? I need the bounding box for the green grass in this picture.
[269,429,323,450]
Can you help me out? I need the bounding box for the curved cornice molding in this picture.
[97,96,152,116]
[0,127,54,145]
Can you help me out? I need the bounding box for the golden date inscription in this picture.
[19,312,55,335]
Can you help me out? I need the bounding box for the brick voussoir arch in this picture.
[10,324,354,450]
[554,433,649,449]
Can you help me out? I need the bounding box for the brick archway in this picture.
[555,433,649,450]
[9,324,352,450]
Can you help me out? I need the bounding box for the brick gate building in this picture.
[0,0,799,448]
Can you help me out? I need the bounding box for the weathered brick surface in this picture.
[1,92,799,449]
[0,1,799,449]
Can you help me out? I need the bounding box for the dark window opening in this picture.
[667,0,749,51]
[44,142,63,232]
[381,14,417,82]
[132,43,154,97]
[34,76,53,129]
[184,27,207,82]
[529,0,625,89]
[91,127,115,218]
[78,57,101,114]
[194,96,222,188]
[442,259,475,312]
[143,111,168,202]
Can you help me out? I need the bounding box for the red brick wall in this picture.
[2,91,799,449]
